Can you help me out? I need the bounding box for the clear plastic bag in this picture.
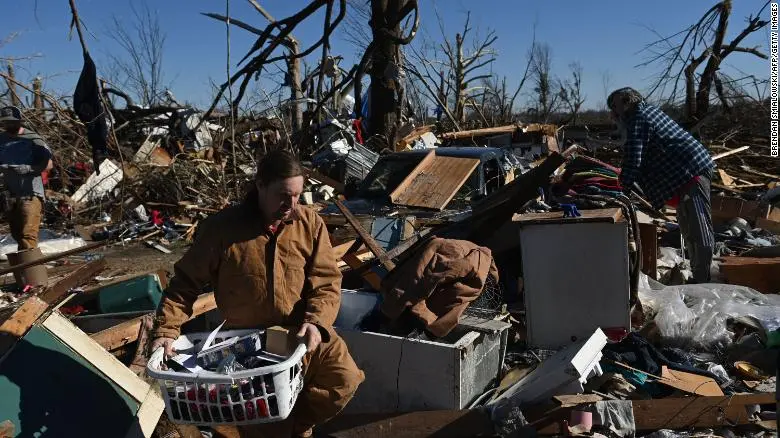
[653,291,695,347]
[638,274,780,351]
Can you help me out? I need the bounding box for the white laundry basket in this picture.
[147,329,307,426]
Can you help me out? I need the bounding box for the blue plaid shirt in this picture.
[619,102,714,210]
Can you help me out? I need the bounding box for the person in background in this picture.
[151,149,364,437]
[607,87,715,283]
[0,105,53,250]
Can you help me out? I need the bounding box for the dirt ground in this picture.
[96,241,188,278]
[0,240,189,291]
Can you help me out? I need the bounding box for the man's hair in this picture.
[607,87,644,115]
[255,149,304,186]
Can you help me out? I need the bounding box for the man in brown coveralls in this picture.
[151,149,364,437]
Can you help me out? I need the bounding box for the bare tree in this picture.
[205,0,307,131]
[558,62,586,125]
[199,0,347,131]
[342,0,372,56]
[600,69,613,111]
[105,1,168,108]
[638,0,769,125]
[1,32,42,107]
[528,43,559,123]
[445,12,497,123]
[406,11,497,125]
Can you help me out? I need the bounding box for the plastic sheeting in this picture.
[639,274,780,351]
[590,400,636,437]
[0,230,87,261]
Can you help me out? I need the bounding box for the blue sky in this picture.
[0,0,771,110]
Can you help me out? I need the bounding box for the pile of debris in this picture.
[1,93,778,438]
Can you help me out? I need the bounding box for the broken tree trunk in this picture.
[288,41,304,131]
[32,77,44,110]
[369,0,403,145]
[5,61,20,107]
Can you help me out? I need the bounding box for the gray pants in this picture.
[676,171,714,283]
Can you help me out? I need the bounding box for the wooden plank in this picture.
[333,239,359,260]
[389,150,435,204]
[638,222,658,279]
[719,257,780,294]
[632,393,775,431]
[39,258,106,304]
[711,145,750,160]
[440,124,517,140]
[42,312,150,402]
[91,292,217,351]
[512,208,624,225]
[127,385,166,438]
[390,152,480,211]
[0,296,49,338]
[321,410,495,438]
[342,253,382,290]
[717,168,735,186]
[396,125,434,151]
[553,394,603,408]
[334,200,395,271]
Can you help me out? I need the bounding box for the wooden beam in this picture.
[40,259,106,304]
[532,393,776,435]
[638,223,658,279]
[0,241,109,277]
[91,293,217,351]
[334,200,395,271]
[632,393,775,431]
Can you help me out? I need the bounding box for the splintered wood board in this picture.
[389,151,480,210]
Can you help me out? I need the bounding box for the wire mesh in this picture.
[464,273,503,318]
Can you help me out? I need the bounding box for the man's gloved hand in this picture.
[0,164,33,174]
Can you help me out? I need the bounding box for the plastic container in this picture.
[98,274,163,313]
[147,329,307,426]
